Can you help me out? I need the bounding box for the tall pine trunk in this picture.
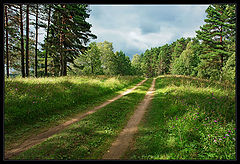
[61,4,67,76]
[45,5,51,77]
[220,26,224,70]
[5,5,9,78]
[35,4,38,77]
[20,5,25,78]
[60,31,63,76]
[26,4,29,77]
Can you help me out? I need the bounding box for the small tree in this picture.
[131,54,143,75]
[171,41,200,76]
[222,52,235,83]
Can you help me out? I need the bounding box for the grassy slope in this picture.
[11,78,153,160]
[4,75,144,151]
[125,75,236,160]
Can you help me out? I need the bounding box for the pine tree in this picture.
[4,5,9,77]
[196,4,236,80]
[47,4,97,76]
[34,4,38,77]
[19,4,25,77]
[158,44,171,75]
[5,5,22,75]
[45,5,52,76]
[25,4,30,77]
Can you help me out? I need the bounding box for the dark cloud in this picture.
[87,5,209,59]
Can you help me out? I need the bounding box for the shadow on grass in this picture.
[11,81,151,160]
[155,76,235,123]
[126,76,236,160]
[4,78,143,131]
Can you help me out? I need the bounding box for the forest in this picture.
[4,4,236,83]
[3,4,236,160]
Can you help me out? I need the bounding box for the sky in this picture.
[86,4,209,59]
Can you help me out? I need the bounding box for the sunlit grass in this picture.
[10,79,153,160]
[4,75,144,151]
[125,75,236,160]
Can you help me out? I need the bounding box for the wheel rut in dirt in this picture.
[5,79,147,159]
[102,78,156,160]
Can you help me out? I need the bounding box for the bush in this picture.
[222,53,235,83]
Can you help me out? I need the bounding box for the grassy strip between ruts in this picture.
[10,78,153,160]
[124,75,236,160]
[4,75,144,151]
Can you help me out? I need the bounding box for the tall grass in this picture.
[125,75,236,160]
[10,79,153,160]
[4,75,144,150]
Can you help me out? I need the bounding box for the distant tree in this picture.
[115,51,132,75]
[83,42,102,74]
[158,44,171,75]
[171,41,199,76]
[131,54,143,75]
[97,41,116,75]
[151,47,160,76]
[142,49,153,77]
[170,37,191,74]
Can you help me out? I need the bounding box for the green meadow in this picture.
[124,75,236,160]
[4,75,144,151]
[10,78,153,160]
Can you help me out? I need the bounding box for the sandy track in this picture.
[102,78,156,160]
[4,79,147,159]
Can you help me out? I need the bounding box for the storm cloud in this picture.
[87,4,209,59]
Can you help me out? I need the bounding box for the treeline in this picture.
[69,41,132,76]
[4,4,236,83]
[70,4,236,83]
[132,4,236,83]
[4,4,96,77]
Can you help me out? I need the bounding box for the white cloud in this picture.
[88,5,210,58]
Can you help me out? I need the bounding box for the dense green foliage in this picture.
[4,76,144,150]
[125,76,236,160]
[4,4,96,77]
[4,4,236,160]
[69,41,133,76]
[4,4,235,83]
[128,4,235,83]
[195,4,236,81]
[171,41,200,76]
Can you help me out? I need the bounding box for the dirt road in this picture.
[102,78,156,160]
[5,79,147,159]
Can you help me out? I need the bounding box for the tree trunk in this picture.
[60,32,63,76]
[5,5,9,78]
[91,64,94,74]
[62,4,67,76]
[61,4,67,76]
[220,26,223,69]
[35,4,38,77]
[45,5,51,77]
[219,26,224,81]
[26,4,29,77]
[20,5,25,78]
[63,56,67,76]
